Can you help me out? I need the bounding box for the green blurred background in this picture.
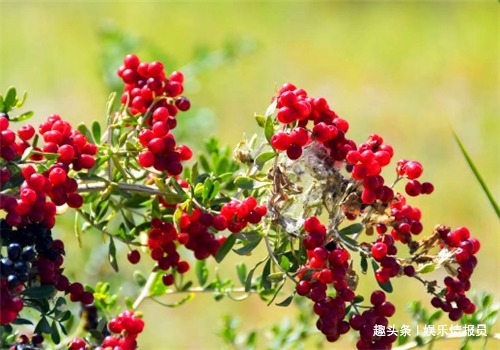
[1,2,498,349]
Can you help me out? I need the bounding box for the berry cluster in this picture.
[388,194,424,242]
[371,234,400,284]
[143,218,188,286]
[397,160,434,197]
[118,54,193,176]
[0,115,96,228]
[118,54,190,116]
[137,115,192,175]
[349,291,397,349]
[430,226,480,320]
[272,84,354,163]
[218,196,267,233]
[179,208,225,260]
[270,127,310,160]
[295,217,355,342]
[346,134,395,204]
[70,310,144,350]
[0,221,93,325]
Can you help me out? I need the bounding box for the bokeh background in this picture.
[1,1,498,349]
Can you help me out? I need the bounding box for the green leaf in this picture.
[202,177,213,201]
[371,260,393,293]
[360,256,368,274]
[417,263,435,274]
[339,231,359,247]
[22,285,56,299]
[92,121,101,143]
[199,154,211,172]
[233,236,262,256]
[4,87,17,111]
[276,293,294,307]
[34,317,51,334]
[255,114,266,128]
[215,234,237,263]
[195,260,209,287]
[11,111,34,122]
[353,295,364,304]
[234,176,254,190]
[339,223,363,236]
[77,123,93,142]
[236,263,247,285]
[245,258,267,292]
[279,255,290,271]
[12,318,33,325]
[190,162,199,184]
[255,151,276,169]
[264,115,274,144]
[261,258,272,290]
[133,270,147,287]
[51,321,61,344]
[108,237,119,272]
[453,130,499,218]
[15,91,28,108]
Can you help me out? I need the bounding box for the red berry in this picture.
[286,144,302,160]
[270,132,290,151]
[17,124,35,141]
[371,243,388,261]
[128,250,141,264]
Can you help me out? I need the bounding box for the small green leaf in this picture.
[34,316,51,334]
[267,272,285,283]
[276,293,294,307]
[417,263,435,274]
[92,121,101,143]
[255,114,266,128]
[234,176,254,190]
[190,162,199,184]
[233,236,262,256]
[12,318,33,325]
[353,295,364,304]
[279,255,290,271]
[202,177,213,201]
[15,91,27,108]
[195,260,209,287]
[133,270,147,287]
[360,256,368,274]
[236,263,247,286]
[51,321,61,344]
[77,123,93,142]
[22,285,56,299]
[245,258,267,292]
[215,234,237,263]
[339,223,363,236]
[255,151,276,169]
[11,111,34,122]
[4,87,17,111]
[108,237,119,272]
[339,231,359,247]
[264,115,274,144]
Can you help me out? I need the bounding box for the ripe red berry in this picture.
[286,144,302,160]
[17,124,35,141]
[270,132,290,151]
[371,243,388,261]
[403,161,423,179]
[127,250,141,264]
